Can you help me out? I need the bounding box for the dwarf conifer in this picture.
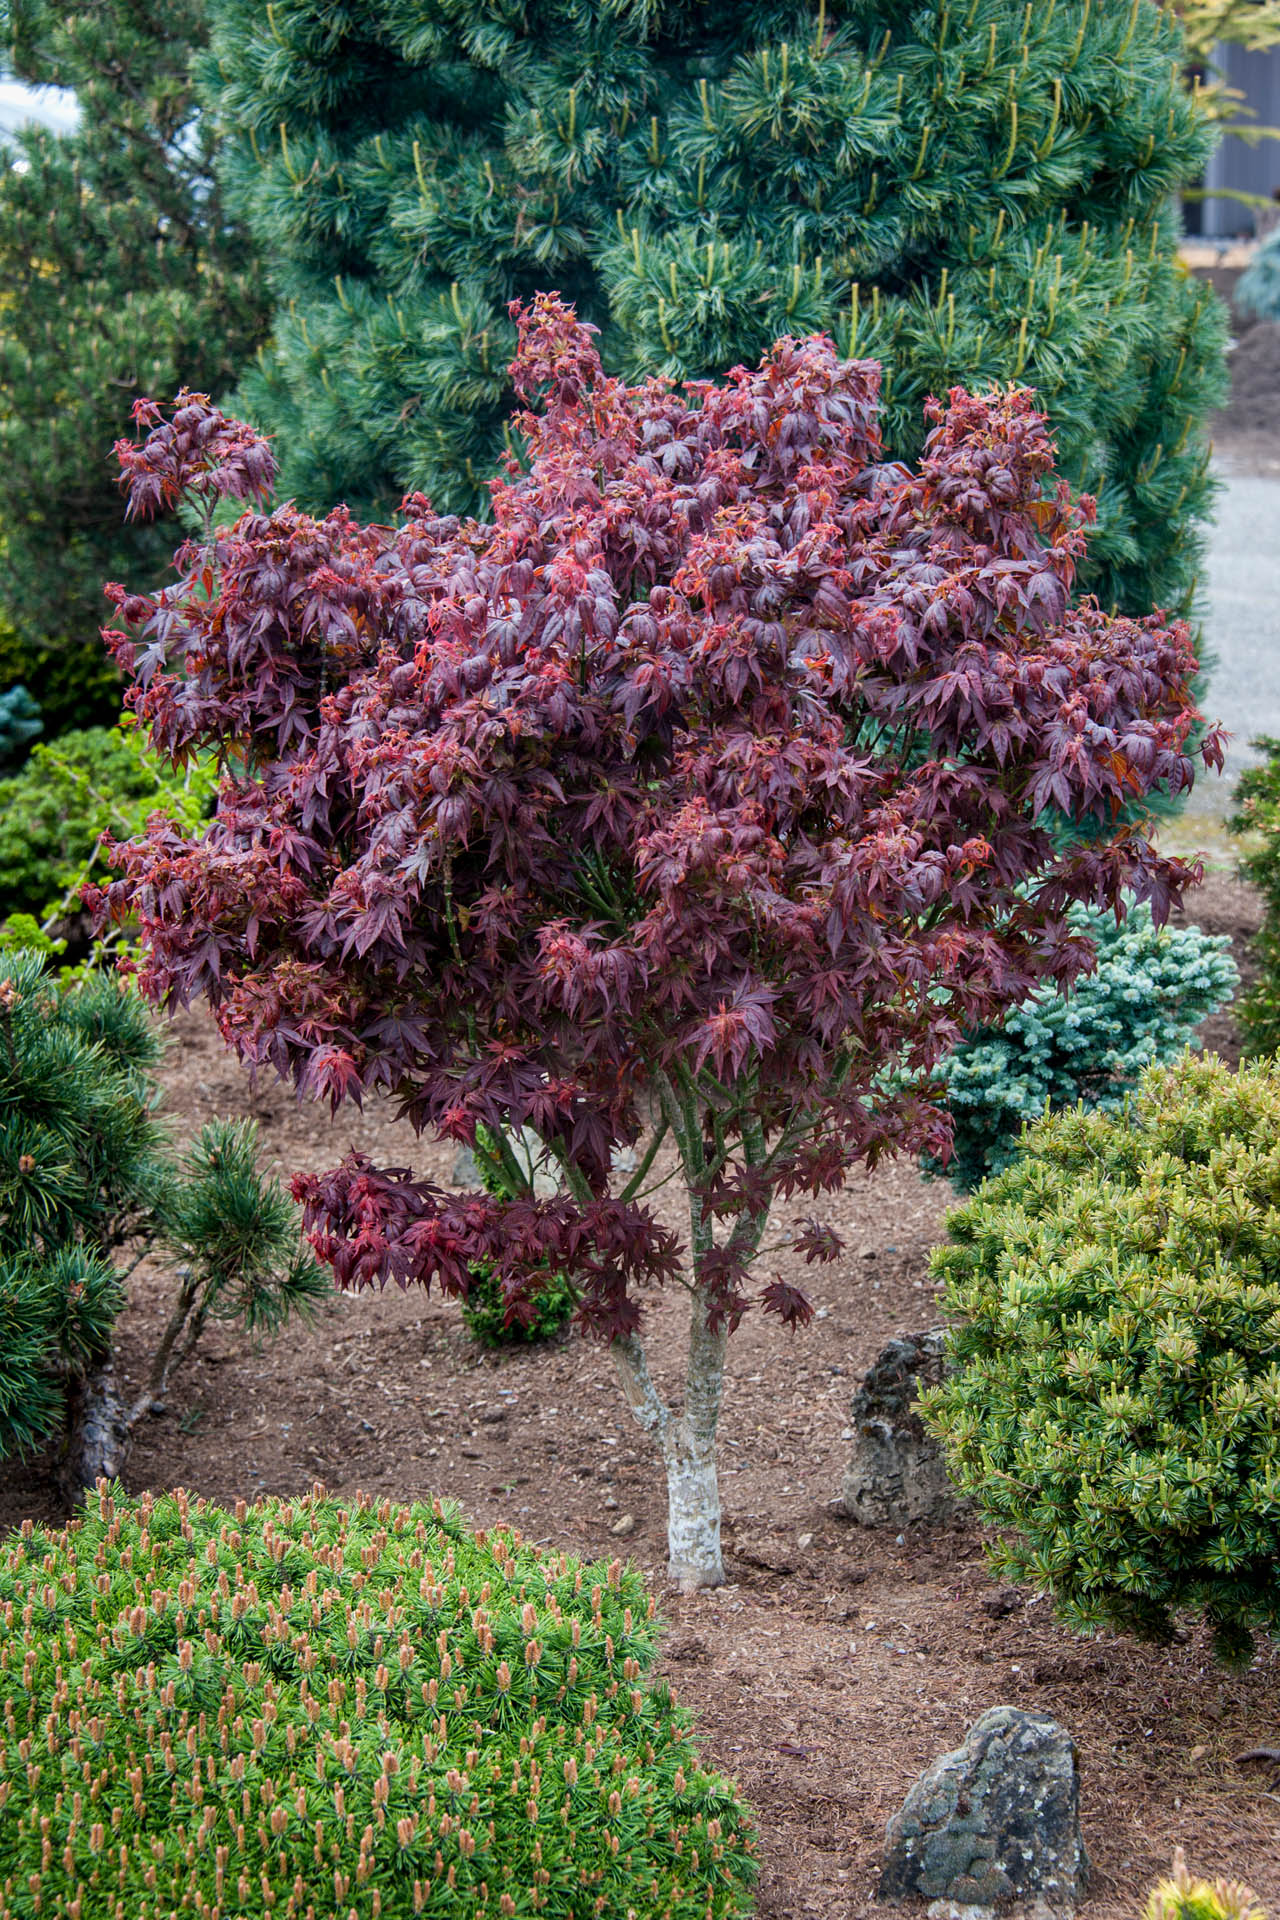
[201,0,1223,619]
[0,0,266,731]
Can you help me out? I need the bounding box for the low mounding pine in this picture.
[923,1054,1280,1665]
[0,1485,757,1918]
[98,298,1219,1587]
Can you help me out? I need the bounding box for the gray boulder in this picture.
[880,1706,1089,1915]
[840,1329,966,1527]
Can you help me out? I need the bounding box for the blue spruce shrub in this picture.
[0,685,41,772]
[1235,228,1280,323]
[928,900,1237,1191]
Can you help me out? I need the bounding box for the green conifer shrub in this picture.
[0,0,266,733]
[461,1126,578,1347]
[199,0,1224,620]
[0,723,217,942]
[0,1484,758,1920]
[1228,737,1280,1054]
[927,900,1238,1191]
[1144,1849,1266,1920]
[1236,232,1280,322]
[922,1052,1280,1665]
[0,685,41,772]
[0,950,328,1477]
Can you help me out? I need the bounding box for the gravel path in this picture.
[1163,462,1280,861]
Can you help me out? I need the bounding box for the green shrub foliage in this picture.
[0,0,266,733]
[462,1127,578,1348]
[0,685,41,772]
[1144,1848,1267,1920]
[0,949,327,1462]
[1235,228,1280,324]
[0,1485,758,1920]
[923,1053,1280,1664]
[201,0,1223,619]
[1227,736,1280,1055]
[929,901,1238,1191]
[0,723,217,937]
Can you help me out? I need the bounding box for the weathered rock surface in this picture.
[840,1329,966,1527]
[880,1706,1089,1914]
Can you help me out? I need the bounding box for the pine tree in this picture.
[0,950,329,1484]
[0,1,266,733]
[201,0,1225,619]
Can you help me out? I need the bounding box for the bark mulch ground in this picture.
[1,870,1277,1916]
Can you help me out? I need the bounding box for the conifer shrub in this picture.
[922,1053,1280,1665]
[0,949,327,1477]
[1227,737,1280,1055]
[1235,229,1280,324]
[0,685,41,772]
[0,1484,758,1920]
[200,0,1224,620]
[928,900,1238,1191]
[1144,1849,1266,1920]
[0,0,266,734]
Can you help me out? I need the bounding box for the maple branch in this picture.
[618,1114,669,1201]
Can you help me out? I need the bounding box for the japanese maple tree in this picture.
[98,297,1219,1587]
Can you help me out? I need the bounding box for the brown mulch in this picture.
[1,869,1277,1916]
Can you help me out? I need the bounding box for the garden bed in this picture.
[2,871,1276,1916]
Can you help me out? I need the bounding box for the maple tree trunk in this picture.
[613,1281,727,1588]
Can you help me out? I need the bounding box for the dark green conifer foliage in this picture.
[0,950,328,1465]
[202,0,1225,617]
[0,1,267,733]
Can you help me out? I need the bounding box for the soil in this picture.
[2,871,1278,1916]
[1209,308,1280,476]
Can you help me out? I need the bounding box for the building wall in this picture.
[1199,41,1280,236]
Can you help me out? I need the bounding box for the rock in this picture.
[840,1329,966,1528]
[980,1588,1026,1619]
[880,1706,1089,1915]
[609,1513,636,1538]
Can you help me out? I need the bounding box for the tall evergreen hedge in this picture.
[0,1,266,732]
[201,0,1225,617]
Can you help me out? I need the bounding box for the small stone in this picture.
[478,1406,508,1425]
[981,1587,1025,1619]
[610,1513,637,1538]
[603,1495,619,1510]
[796,1531,814,1549]
[880,1706,1089,1914]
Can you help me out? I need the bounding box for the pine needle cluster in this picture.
[0,949,327,1462]
[202,0,1224,618]
[0,0,266,732]
[927,900,1238,1191]
[0,1485,757,1920]
[1227,737,1280,1054]
[923,1053,1280,1665]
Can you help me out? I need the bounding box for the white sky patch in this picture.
[0,79,79,144]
